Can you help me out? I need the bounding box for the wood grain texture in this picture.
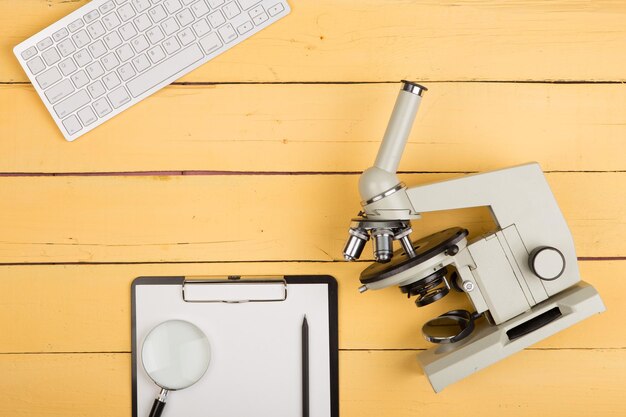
[0,173,623,263]
[2,83,626,172]
[1,350,624,417]
[0,261,618,353]
[5,1,626,82]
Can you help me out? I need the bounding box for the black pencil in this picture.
[302,315,309,417]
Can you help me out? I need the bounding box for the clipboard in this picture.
[131,275,339,417]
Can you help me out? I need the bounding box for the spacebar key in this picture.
[127,44,204,98]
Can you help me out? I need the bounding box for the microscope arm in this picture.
[404,162,580,296]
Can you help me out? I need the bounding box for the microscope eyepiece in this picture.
[400,80,427,96]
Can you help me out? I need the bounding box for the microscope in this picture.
[342,81,606,392]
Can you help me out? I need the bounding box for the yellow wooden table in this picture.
[1,1,625,416]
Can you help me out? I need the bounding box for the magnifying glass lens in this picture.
[142,320,211,417]
[142,320,211,390]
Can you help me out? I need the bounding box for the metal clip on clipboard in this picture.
[182,276,288,303]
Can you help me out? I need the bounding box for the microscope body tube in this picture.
[359,82,426,203]
[374,87,424,174]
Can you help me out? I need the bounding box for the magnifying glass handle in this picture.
[148,388,168,417]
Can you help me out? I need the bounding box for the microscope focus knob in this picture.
[529,246,566,281]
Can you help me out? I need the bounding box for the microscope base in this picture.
[418,281,605,392]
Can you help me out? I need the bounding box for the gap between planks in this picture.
[0,170,625,177]
[0,257,623,266]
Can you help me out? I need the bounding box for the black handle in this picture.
[148,398,166,417]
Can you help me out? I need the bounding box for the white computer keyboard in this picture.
[14,0,290,141]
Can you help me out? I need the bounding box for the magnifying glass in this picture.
[141,319,211,417]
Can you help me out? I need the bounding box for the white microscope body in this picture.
[343,81,605,392]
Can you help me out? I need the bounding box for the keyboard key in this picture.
[99,0,116,14]
[84,10,100,24]
[68,19,85,32]
[163,37,181,54]
[163,0,183,13]
[222,2,240,19]
[199,31,222,54]
[26,56,46,75]
[161,17,180,35]
[58,58,78,76]
[86,61,105,79]
[131,0,151,13]
[87,80,107,98]
[248,5,264,17]
[127,44,203,97]
[54,89,90,118]
[237,21,253,35]
[207,10,225,28]
[218,23,237,43]
[191,0,210,17]
[119,22,139,41]
[62,115,83,135]
[177,27,196,46]
[42,47,61,65]
[88,40,108,58]
[131,35,150,53]
[118,62,137,80]
[103,72,122,89]
[107,86,132,108]
[72,30,91,48]
[36,67,62,89]
[36,37,53,51]
[102,52,121,71]
[118,3,136,21]
[77,106,98,126]
[192,19,211,37]
[134,13,152,31]
[21,46,38,60]
[207,0,224,7]
[176,9,194,26]
[268,3,284,16]
[146,26,165,44]
[87,21,107,39]
[132,54,151,72]
[74,49,93,67]
[104,32,123,49]
[237,0,260,9]
[252,12,268,25]
[52,28,69,42]
[93,97,113,117]
[71,70,90,88]
[45,79,75,104]
[116,43,136,61]
[147,45,166,63]
[149,4,168,23]
[103,12,122,30]
[58,38,76,57]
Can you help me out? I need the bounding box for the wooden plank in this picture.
[4,1,626,82]
[2,83,626,172]
[1,350,624,417]
[0,261,619,353]
[0,173,623,263]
